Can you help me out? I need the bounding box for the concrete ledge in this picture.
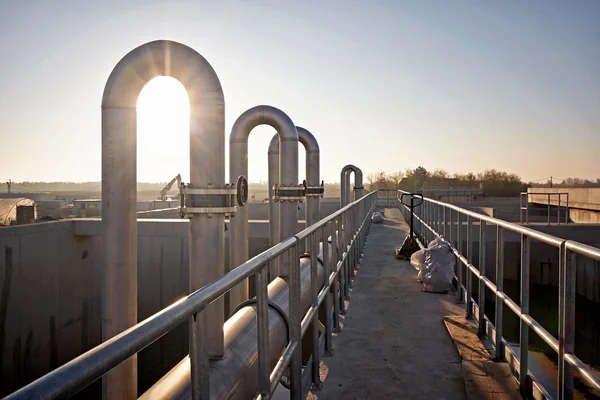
[443,316,520,400]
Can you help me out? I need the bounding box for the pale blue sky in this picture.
[0,0,598,184]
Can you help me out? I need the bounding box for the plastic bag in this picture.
[418,238,455,293]
[410,249,426,271]
[371,211,384,223]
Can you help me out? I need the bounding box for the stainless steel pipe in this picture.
[269,127,321,264]
[268,135,281,279]
[101,40,225,398]
[229,106,299,310]
[340,165,363,207]
[140,244,330,400]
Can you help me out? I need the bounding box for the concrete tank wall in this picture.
[0,217,307,396]
[137,199,341,221]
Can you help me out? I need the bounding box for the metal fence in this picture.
[520,192,570,225]
[398,190,600,400]
[6,192,378,400]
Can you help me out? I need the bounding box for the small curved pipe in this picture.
[229,106,299,309]
[102,40,225,398]
[340,165,363,207]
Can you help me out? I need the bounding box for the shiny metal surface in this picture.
[140,247,328,400]
[230,105,299,304]
[100,40,225,398]
[340,164,363,207]
[268,135,281,280]
[269,126,321,236]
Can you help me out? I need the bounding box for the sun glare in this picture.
[137,76,190,183]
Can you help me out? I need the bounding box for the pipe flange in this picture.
[236,175,248,207]
[273,183,305,203]
[179,180,246,217]
[304,179,325,198]
[354,185,364,191]
[231,299,290,344]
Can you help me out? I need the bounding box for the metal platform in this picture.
[309,208,467,399]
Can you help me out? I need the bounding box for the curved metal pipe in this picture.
[229,106,299,310]
[140,243,331,400]
[340,165,363,207]
[101,40,224,398]
[269,126,321,247]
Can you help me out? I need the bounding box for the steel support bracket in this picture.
[179,176,248,217]
[273,183,305,203]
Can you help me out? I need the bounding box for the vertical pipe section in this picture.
[230,106,299,286]
[101,107,137,400]
[101,40,225,398]
[268,136,280,280]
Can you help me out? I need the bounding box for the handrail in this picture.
[397,189,600,399]
[6,190,378,400]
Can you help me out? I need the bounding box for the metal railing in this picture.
[520,192,570,225]
[398,190,600,400]
[6,192,378,400]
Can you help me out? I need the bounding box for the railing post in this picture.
[559,246,575,399]
[289,242,302,400]
[466,215,473,318]
[323,223,334,355]
[547,194,551,226]
[256,265,270,399]
[558,194,561,225]
[456,211,463,304]
[338,214,347,314]
[443,205,447,237]
[448,208,453,245]
[478,219,486,336]
[494,227,504,361]
[189,309,210,400]
[333,217,341,332]
[309,232,322,390]
[519,234,531,398]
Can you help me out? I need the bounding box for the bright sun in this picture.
[137,76,190,183]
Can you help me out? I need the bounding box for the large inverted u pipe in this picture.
[268,127,320,275]
[102,40,225,399]
[340,164,363,207]
[229,106,299,310]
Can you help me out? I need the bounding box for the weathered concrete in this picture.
[444,316,520,400]
[309,208,467,400]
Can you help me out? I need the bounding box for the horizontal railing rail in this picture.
[6,192,378,400]
[397,189,600,400]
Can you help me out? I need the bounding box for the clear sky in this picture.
[0,0,598,184]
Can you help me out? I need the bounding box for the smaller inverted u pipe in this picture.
[340,164,363,208]
[229,106,299,311]
[269,127,320,277]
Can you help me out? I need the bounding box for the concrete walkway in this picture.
[309,208,467,400]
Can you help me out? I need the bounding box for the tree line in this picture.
[366,167,599,197]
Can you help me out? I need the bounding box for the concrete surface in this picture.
[309,208,467,400]
[443,316,520,400]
